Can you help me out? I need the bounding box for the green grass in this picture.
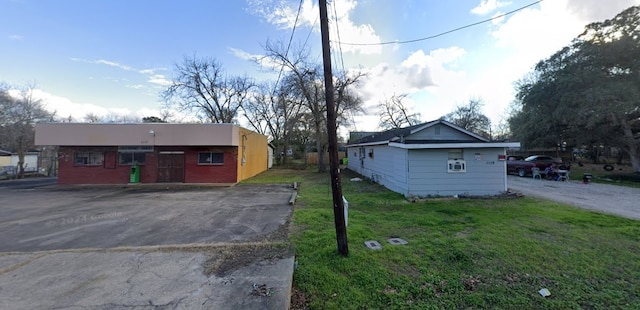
[247,168,640,309]
[568,163,640,188]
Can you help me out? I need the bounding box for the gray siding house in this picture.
[346,120,520,197]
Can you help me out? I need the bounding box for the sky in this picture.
[2,0,639,133]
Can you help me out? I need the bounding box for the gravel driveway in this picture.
[507,175,640,220]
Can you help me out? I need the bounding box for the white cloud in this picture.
[328,0,382,54]
[94,59,133,71]
[147,74,172,86]
[248,0,317,29]
[471,0,511,15]
[70,58,172,88]
[491,11,506,25]
[229,47,256,61]
[248,0,382,54]
[8,34,23,40]
[465,0,640,126]
[22,89,198,123]
[26,89,116,120]
[352,47,467,130]
[229,47,291,71]
[139,68,167,75]
[564,0,640,21]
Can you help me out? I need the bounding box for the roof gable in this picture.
[348,120,488,146]
[402,120,488,143]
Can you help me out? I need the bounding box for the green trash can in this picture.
[129,165,140,183]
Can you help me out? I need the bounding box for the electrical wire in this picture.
[331,0,346,74]
[272,0,305,96]
[303,15,319,52]
[336,0,543,46]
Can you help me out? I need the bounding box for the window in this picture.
[119,146,154,152]
[118,145,152,165]
[119,152,146,165]
[447,149,465,173]
[198,152,224,164]
[359,147,365,159]
[74,152,104,166]
[368,148,374,158]
[448,149,463,160]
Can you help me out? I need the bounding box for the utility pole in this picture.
[319,0,349,256]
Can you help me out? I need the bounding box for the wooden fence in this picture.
[305,152,347,165]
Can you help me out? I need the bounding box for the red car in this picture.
[507,155,561,177]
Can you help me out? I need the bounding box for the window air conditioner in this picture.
[447,159,466,173]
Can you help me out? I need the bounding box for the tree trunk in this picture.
[315,120,325,173]
[626,144,640,173]
[17,139,25,179]
[621,120,640,173]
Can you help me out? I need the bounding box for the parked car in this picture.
[507,155,561,177]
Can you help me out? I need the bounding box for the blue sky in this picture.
[2,0,639,132]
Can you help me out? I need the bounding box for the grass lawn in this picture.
[568,163,640,188]
[247,168,640,309]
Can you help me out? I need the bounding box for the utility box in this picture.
[130,165,140,183]
[342,196,348,227]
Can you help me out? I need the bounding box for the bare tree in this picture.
[84,113,102,123]
[444,98,491,138]
[142,116,166,123]
[84,113,139,123]
[242,78,305,164]
[378,93,421,130]
[0,84,55,179]
[262,41,329,171]
[261,41,364,171]
[334,71,366,128]
[162,56,254,123]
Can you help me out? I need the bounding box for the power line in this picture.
[331,0,346,74]
[303,15,319,51]
[272,0,304,95]
[336,0,543,46]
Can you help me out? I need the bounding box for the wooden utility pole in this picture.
[319,0,349,256]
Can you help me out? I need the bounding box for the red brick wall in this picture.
[183,146,238,183]
[57,146,238,184]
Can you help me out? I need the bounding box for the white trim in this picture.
[389,142,521,149]
[346,140,389,148]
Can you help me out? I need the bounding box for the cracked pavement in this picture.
[0,183,295,309]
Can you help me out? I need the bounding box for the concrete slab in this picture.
[387,238,408,245]
[0,250,294,310]
[0,184,296,309]
[364,240,382,250]
[0,184,293,252]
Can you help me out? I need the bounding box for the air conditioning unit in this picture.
[447,159,466,173]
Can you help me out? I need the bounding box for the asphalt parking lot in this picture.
[0,183,296,309]
[508,175,640,220]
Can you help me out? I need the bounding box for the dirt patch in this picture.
[203,243,293,277]
[462,275,482,291]
[289,285,310,310]
[204,216,294,277]
[249,216,293,244]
